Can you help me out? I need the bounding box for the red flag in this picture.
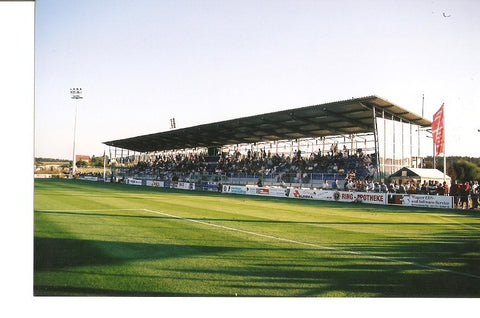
[432,104,445,155]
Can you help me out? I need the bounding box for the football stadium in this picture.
[34,96,480,296]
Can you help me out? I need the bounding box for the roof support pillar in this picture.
[372,106,380,181]
[392,115,395,175]
[382,110,386,178]
[409,122,413,168]
[401,118,404,169]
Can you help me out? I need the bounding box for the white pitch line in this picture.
[435,214,480,231]
[143,208,480,280]
[36,208,144,212]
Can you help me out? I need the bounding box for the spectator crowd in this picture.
[116,147,377,183]
[107,148,479,209]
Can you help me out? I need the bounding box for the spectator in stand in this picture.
[115,146,379,189]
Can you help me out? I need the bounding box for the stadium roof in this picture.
[104,95,432,153]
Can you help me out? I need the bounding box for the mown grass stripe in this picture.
[143,208,480,280]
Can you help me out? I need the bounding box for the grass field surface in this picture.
[34,179,480,296]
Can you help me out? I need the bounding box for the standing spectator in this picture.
[332,179,338,190]
[397,181,406,194]
[459,182,470,209]
[257,178,263,187]
[380,181,387,193]
[449,180,459,207]
[388,181,395,193]
[442,181,449,197]
[420,181,428,194]
[427,181,438,196]
[471,181,479,209]
[437,182,445,196]
[407,181,417,194]
[322,180,330,190]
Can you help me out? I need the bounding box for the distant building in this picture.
[76,155,91,163]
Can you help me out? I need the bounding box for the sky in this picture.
[1,2,477,314]
[33,0,480,159]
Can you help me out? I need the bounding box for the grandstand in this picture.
[103,96,432,188]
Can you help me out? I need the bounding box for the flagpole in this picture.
[103,149,106,182]
[443,103,446,183]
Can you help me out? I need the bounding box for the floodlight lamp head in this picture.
[70,87,83,99]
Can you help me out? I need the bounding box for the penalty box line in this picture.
[143,208,480,280]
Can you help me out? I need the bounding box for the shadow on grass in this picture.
[170,240,480,297]
[34,237,238,271]
[34,235,480,297]
[34,236,240,296]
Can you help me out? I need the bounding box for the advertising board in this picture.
[146,180,164,187]
[401,194,453,209]
[288,189,386,205]
[125,178,143,186]
[80,176,98,182]
[244,186,288,197]
[222,185,247,195]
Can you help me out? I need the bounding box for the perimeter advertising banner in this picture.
[79,176,98,182]
[222,185,247,195]
[246,186,289,198]
[288,189,386,205]
[146,180,164,187]
[222,185,288,197]
[171,182,195,190]
[145,180,195,190]
[125,178,143,186]
[389,194,453,209]
[220,185,454,208]
[222,186,386,205]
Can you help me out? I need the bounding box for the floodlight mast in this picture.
[70,88,83,176]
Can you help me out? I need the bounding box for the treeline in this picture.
[425,156,480,182]
[447,156,480,166]
[447,160,480,182]
[35,157,71,163]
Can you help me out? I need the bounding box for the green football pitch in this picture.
[34,179,480,296]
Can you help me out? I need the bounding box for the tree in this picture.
[449,160,480,182]
[91,155,106,167]
[76,160,87,168]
